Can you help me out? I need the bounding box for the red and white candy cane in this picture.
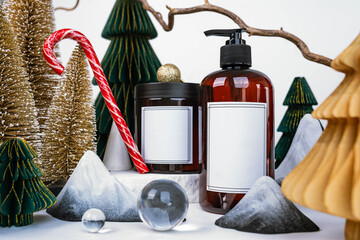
[43,29,149,174]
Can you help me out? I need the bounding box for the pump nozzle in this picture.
[204,28,251,68]
[204,28,247,45]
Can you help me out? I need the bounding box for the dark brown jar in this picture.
[134,82,201,173]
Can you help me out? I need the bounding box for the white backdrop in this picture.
[54,0,360,142]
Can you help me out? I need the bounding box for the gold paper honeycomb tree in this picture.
[282,34,360,240]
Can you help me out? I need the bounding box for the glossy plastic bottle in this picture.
[199,29,274,214]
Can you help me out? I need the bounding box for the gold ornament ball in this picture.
[157,64,182,82]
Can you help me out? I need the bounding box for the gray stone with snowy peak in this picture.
[215,176,319,234]
[276,114,324,180]
[47,151,140,222]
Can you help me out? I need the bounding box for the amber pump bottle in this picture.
[199,29,274,214]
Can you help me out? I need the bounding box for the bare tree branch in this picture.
[55,0,80,12]
[139,0,332,67]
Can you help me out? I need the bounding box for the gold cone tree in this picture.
[0,3,40,151]
[41,46,96,185]
[282,34,360,240]
[4,0,60,148]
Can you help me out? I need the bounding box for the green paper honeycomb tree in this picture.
[275,77,318,168]
[0,139,56,227]
[94,0,161,159]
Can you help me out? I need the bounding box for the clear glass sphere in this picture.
[137,179,189,231]
[81,208,106,233]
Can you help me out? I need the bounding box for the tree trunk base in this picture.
[345,219,360,240]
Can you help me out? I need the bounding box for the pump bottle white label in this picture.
[207,102,267,193]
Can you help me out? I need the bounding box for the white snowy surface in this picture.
[112,170,200,203]
[103,121,132,171]
[0,203,345,240]
[276,114,324,180]
[47,151,139,221]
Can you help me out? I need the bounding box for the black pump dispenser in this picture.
[204,28,252,68]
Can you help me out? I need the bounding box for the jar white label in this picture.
[141,106,193,164]
[199,106,202,164]
[207,102,267,193]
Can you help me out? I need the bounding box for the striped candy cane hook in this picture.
[43,29,149,174]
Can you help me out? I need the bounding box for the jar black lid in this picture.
[134,82,200,100]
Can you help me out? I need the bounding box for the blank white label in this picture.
[207,102,267,193]
[141,106,193,164]
[199,106,202,164]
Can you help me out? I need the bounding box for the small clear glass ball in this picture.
[81,208,106,233]
[137,179,189,231]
